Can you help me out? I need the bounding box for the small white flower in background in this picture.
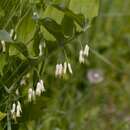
[68,63,73,74]
[11,103,16,119]
[36,80,45,96]
[10,29,14,38]
[26,73,30,78]
[28,88,33,102]
[14,34,17,40]
[16,101,22,117]
[33,12,37,16]
[36,82,42,96]
[87,69,104,84]
[10,29,17,40]
[1,40,6,52]
[55,64,63,77]
[32,12,39,20]
[59,64,63,76]
[16,89,19,96]
[39,44,43,56]
[79,44,90,64]
[79,50,85,63]
[40,80,45,92]
[84,44,89,57]
[20,78,26,86]
[63,62,67,74]
[28,88,36,102]
[11,103,16,115]
[55,64,60,77]
[32,89,36,101]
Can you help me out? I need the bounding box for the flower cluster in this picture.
[55,62,73,77]
[79,44,89,63]
[10,101,22,120]
[28,80,45,102]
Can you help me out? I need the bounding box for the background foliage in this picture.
[0,0,130,130]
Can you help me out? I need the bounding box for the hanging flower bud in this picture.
[14,34,17,40]
[20,78,26,86]
[36,82,42,96]
[39,44,43,56]
[16,101,22,117]
[11,103,16,114]
[1,40,6,52]
[55,64,59,77]
[79,50,85,63]
[11,103,16,119]
[16,89,19,96]
[10,29,17,40]
[10,29,14,38]
[59,64,63,76]
[68,63,73,74]
[28,88,33,102]
[84,44,89,57]
[32,12,39,20]
[63,62,67,74]
[28,88,36,102]
[32,90,36,101]
[40,80,45,92]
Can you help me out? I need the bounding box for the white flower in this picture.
[59,64,63,76]
[68,63,73,74]
[79,50,85,63]
[20,78,26,86]
[63,62,67,74]
[55,64,59,77]
[55,64,63,77]
[28,88,33,102]
[32,90,36,101]
[40,80,45,92]
[84,44,89,56]
[10,29,17,40]
[1,40,6,52]
[10,29,14,38]
[11,103,16,114]
[36,80,45,96]
[16,89,19,96]
[11,103,16,119]
[33,12,37,16]
[16,101,22,117]
[39,44,43,56]
[14,34,17,40]
[11,101,22,119]
[28,88,36,102]
[36,82,42,96]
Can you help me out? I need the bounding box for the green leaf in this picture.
[16,12,36,43]
[62,15,75,38]
[0,30,12,42]
[69,0,99,19]
[0,111,6,121]
[0,54,6,75]
[0,7,5,17]
[52,0,70,6]
[11,42,29,58]
[33,28,42,56]
[42,5,64,24]
[53,4,86,28]
[40,18,65,41]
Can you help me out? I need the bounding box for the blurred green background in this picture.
[1,0,130,130]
